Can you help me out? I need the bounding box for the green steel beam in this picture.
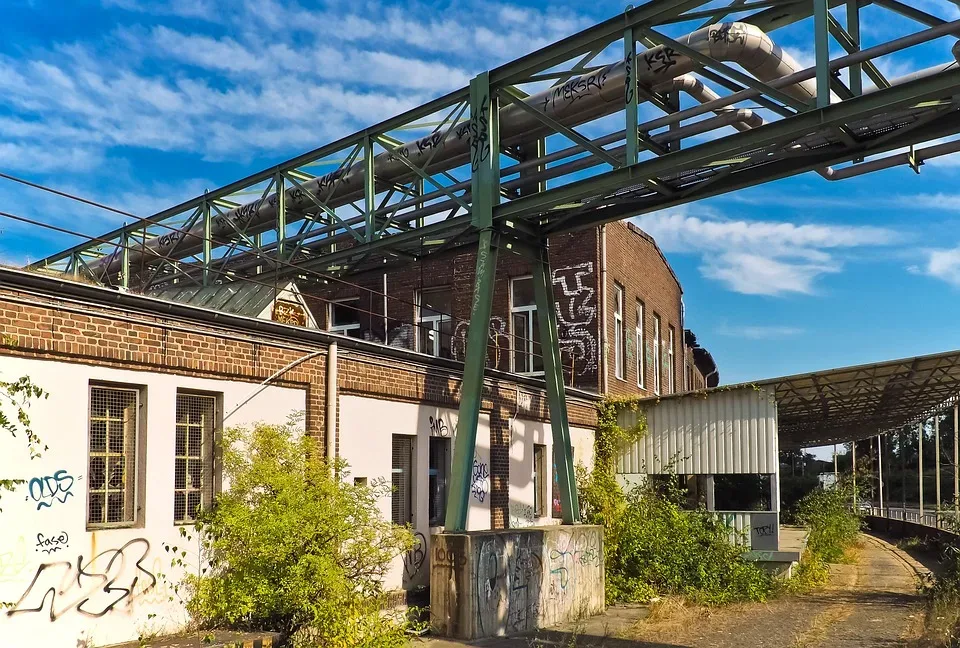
[532,241,580,524]
[874,0,946,27]
[275,172,286,259]
[625,26,640,165]
[814,0,832,109]
[364,135,376,242]
[844,2,863,96]
[746,0,867,33]
[120,230,130,289]
[202,199,212,286]
[445,72,502,532]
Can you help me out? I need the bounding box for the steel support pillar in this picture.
[852,440,856,499]
[845,0,862,97]
[955,401,959,516]
[919,421,925,519]
[624,25,640,165]
[120,229,130,289]
[275,173,286,259]
[901,428,907,511]
[814,0,831,109]
[833,444,838,481]
[532,242,580,524]
[364,135,376,242]
[936,413,942,521]
[202,199,212,286]
[877,434,884,514]
[445,71,501,532]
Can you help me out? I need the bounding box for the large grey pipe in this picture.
[90,22,815,277]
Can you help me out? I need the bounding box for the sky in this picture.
[3,0,960,440]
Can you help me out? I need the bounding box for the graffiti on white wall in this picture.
[471,455,490,503]
[552,263,597,377]
[26,470,78,510]
[6,538,157,622]
[451,317,511,368]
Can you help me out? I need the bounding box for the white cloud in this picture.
[631,209,898,295]
[910,246,960,287]
[717,324,805,340]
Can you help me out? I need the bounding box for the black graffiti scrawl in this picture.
[6,538,157,622]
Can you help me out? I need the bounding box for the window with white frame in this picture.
[328,298,361,337]
[533,443,546,518]
[667,326,676,394]
[636,300,645,388]
[652,314,662,395]
[417,288,453,359]
[174,392,219,524]
[428,436,450,526]
[392,435,414,525]
[88,385,141,528]
[511,277,542,375]
[613,284,624,380]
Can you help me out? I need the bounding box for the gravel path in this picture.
[420,532,929,648]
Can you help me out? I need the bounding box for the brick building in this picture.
[304,220,716,398]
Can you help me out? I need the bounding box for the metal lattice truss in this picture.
[28,0,960,291]
[766,349,960,449]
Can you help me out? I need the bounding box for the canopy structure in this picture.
[758,349,960,449]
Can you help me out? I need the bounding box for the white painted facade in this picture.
[338,394,595,591]
[0,356,306,648]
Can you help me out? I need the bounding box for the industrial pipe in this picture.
[88,22,814,278]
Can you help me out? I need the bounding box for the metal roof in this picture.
[757,349,960,449]
[147,281,280,318]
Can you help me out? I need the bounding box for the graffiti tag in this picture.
[35,532,69,555]
[26,470,76,510]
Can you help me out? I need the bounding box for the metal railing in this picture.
[870,506,955,531]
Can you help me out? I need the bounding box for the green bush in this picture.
[175,420,416,648]
[794,480,863,564]
[581,399,772,606]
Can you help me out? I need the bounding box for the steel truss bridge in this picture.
[29,0,960,530]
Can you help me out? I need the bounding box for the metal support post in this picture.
[814,0,831,109]
[364,135,376,242]
[834,444,838,482]
[877,434,884,514]
[902,428,907,512]
[624,25,639,165]
[275,173,286,259]
[845,0,862,97]
[532,242,580,524]
[955,401,959,516]
[919,421,925,519]
[936,413,942,521]
[870,436,875,505]
[202,199,212,286]
[445,71,500,532]
[852,440,857,503]
[120,229,130,289]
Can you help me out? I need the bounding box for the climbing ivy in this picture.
[0,375,48,509]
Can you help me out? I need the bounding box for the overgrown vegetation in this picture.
[579,398,773,605]
[794,479,864,564]
[0,375,48,508]
[919,541,960,647]
[175,419,418,648]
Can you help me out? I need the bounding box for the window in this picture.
[533,444,546,518]
[88,385,141,528]
[328,298,361,337]
[511,277,542,375]
[174,392,218,524]
[685,362,693,392]
[392,435,414,525]
[636,301,645,388]
[551,445,574,519]
[417,288,453,359]
[652,314,662,395]
[667,326,676,394]
[613,284,624,380]
[429,436,451,526]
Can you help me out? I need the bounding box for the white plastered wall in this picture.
[337,394,595,592]
[0,356,306,648]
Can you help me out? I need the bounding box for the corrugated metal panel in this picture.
[616,387,778,475]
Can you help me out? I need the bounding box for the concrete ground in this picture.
[416,532,929,648]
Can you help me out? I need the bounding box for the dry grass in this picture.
[790,604,853,648]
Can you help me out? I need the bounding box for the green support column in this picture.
[814,0,831,109]
[624,26,639,165]
[275,173,286,259]
[202,199,212,286]
[120,229,130,289]
[532,242,580,523]
[364,135,376,242]
[445,71,501,532]
[846,0,862,97]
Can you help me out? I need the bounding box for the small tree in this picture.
[0,375,48,506]
[178,420,416,647]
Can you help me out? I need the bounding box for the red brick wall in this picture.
[0,283,597,529]
[603,221,684,399]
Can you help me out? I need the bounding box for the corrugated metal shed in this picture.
[146,280,317,328]
[616,387,778,475]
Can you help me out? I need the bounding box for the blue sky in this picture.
[3,0,960,413]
